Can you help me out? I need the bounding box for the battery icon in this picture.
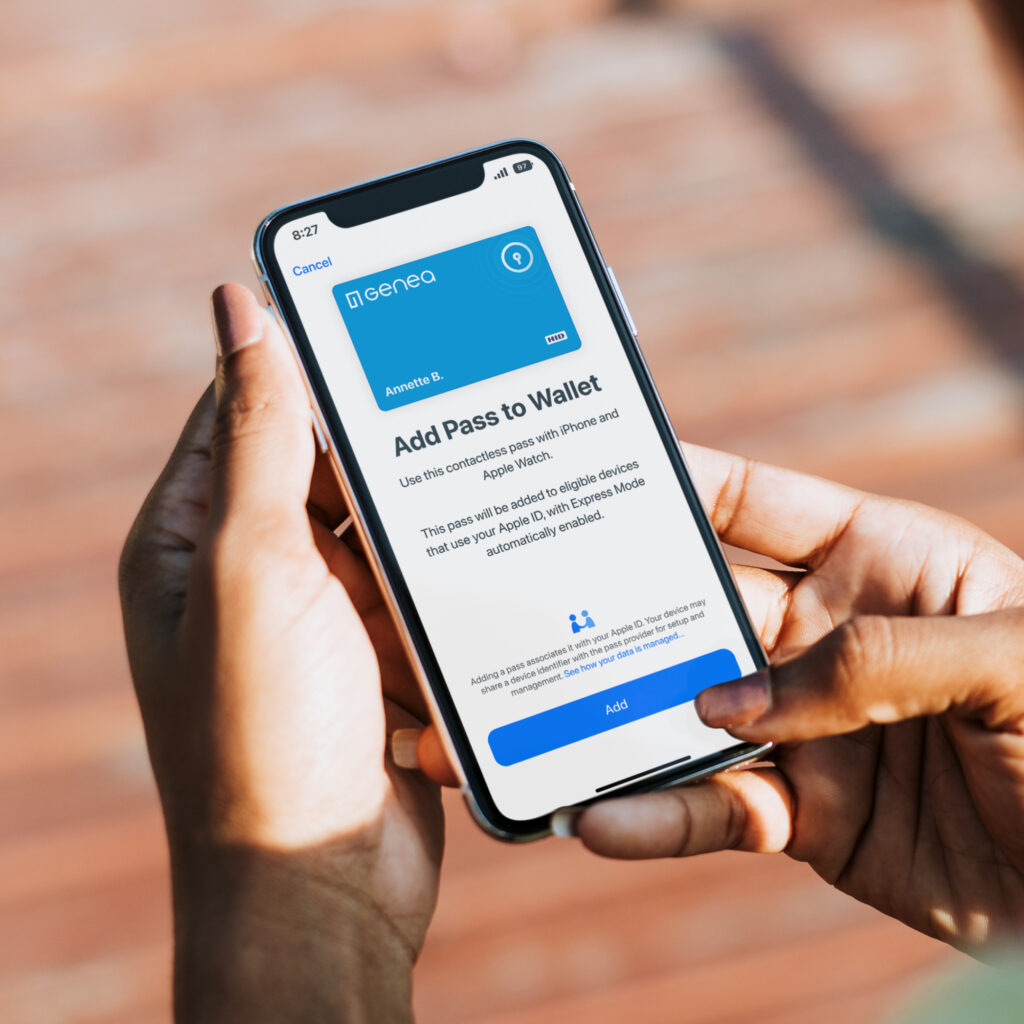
[513,160,533,174]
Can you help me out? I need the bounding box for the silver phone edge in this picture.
[250,141,775,842]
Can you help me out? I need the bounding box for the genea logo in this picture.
[345,269,436,309]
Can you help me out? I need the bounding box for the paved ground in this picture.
[3,0,1023,1021]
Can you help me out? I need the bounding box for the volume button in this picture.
[311,410,330,454]
[606,265,638,337]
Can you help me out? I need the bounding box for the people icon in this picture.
[569,611,596,634]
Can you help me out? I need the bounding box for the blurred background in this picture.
[4,0,1024,1021]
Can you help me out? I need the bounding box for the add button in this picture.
[487,649,741,767]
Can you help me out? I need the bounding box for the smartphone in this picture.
[253,140,771,841]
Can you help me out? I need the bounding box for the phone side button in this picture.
[606,265,638,337]
[311,409,330,454]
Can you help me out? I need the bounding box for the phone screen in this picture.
[261,146,765,829]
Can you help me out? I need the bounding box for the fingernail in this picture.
[695,669,771,728]
[212,285,265,358]
[390,728,423,770]
[551,808,581,838]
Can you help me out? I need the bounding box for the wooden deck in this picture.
[3,0,1024,1020]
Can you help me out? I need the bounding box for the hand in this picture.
[119,284,442,1023]
[410,446,1024,951]
[569,447,1024,952]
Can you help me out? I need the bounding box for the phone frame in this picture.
[253,139,772,841]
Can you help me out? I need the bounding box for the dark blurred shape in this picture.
[982,0,1024,70]
[617,0,662,12]
[712,23,1024,375]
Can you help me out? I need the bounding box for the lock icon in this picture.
[501,241,534,273]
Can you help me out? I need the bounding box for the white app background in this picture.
[273,155,758,822]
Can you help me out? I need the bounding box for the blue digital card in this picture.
[333,226,582,411]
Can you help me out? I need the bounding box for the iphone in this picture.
[254,141,771,840]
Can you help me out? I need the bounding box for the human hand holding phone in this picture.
[409,449,1024,950]
[121,281,1024,989]
[563,449,1024,952]
[119,284,442,1023]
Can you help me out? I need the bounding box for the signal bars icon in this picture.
[493,167,509,180]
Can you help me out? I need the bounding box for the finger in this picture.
[119,385,215,632]
[681,442,867,570]
[310,518,383,618]
[571,768,792,858]
[418,725,461,787]
[208,284,313,538]
[311,517,433,722]
[308,446,349,529]
[390,726,460,787]
[731,564,799,651]
[696,610,1024,743]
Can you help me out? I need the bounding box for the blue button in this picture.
[487,649,742,766]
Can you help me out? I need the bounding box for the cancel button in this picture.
[292,256,333,276]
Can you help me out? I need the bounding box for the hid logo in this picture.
[343,269,436,309]
[334,226,582,411]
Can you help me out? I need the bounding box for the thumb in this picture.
[208,284,313,535]
[390,725,461,787]
[696,610,1024,743]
